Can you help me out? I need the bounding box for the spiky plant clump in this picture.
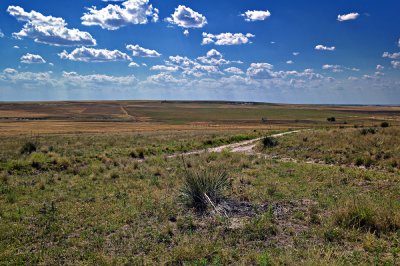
[180,165,229,212]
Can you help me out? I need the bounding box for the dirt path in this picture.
[167,130,303,158]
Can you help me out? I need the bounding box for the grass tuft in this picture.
[180,163,230,212]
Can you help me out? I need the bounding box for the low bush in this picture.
[360,128,377,135]
[380,122,390,128]
[20,142,37,154]
[263,137,278,148]
[327,117,336,122]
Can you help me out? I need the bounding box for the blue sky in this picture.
[0,0,399,104]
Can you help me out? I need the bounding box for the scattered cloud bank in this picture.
[241,10,271,22]
[337,12,359,22]
[81,0,159,30]
[7,6,96,46]
[391,61,400,69]
[202,32,255,45]
[383,52,400,59]
[59,47,132,62]
[166,5,207,28]
[126,44,161,57]
[315,45,335,51]
[224,67,243,74]
[20,53,46,64]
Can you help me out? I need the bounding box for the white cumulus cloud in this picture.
[315,45,335,51]
[202,32,255,46]
[62,71,137,86]
[20,53,46,64]
[126,44,161,57]
[383,52,400,59]
[81,0,159,30]
[337,12,359,22]
[376,65,384,71]
[165,5,207,28]
[59,47,132,62]
[224,67,243,74]
[391,61,400,69]
[150,65,179,72]
[7,6,96,47]
[241,10,271,22]
[128,62,139,67]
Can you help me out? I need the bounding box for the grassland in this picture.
[0,101,399,265]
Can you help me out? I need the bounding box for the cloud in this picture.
[146,73,184,85]
[0,68,53,84]
[398,38,400,48]
[165,5,207,28]
[315,45,335,51]
[293,52,300,56]
[246,63,275,79]
[286,60,294,64]
[150,65,178,72]
[62,71,137,86]
[197,49,230,65]
[202,32,255,45]
[20,53,46,64]
[224,67,243,74]
[13,46,20,49]
[391,61,400,69]
[183,30,189,36]
[376,65,384,71]
[7,6,96,46]
[128,62,139,67]
[59,47,132,62]
[126,44,161,57]
[337,12,359,22]
[322,64,343,72]
[382,52,400,59]
[241,10,271,22]
[0,29,4,38]
[81,0,159,30]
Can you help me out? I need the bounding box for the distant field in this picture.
[0,101,399,135]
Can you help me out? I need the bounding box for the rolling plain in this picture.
[0,101,399,265]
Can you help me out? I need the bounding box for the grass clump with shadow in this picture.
[179,159,230,212]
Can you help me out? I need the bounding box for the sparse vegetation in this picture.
[0,102,399,264]
[327,116,336,122]
[381,121,390,128]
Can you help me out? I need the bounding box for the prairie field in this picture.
[0,101,399,265]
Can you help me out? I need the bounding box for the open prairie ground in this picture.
[0,101,399,135]
[0,101,400,265]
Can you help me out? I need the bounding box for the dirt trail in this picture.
[167,130,303,158]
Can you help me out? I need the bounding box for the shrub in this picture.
[380,122,389,128]
[20,142,37,154]
[180,165,229,212]
[360,128,377,135]
[327,117,336,122]
[263,136,278,148]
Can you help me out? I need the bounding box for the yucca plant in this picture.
[180,160,230,212]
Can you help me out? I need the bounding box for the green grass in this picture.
[0,129,399,265]
[258,127,400,171]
